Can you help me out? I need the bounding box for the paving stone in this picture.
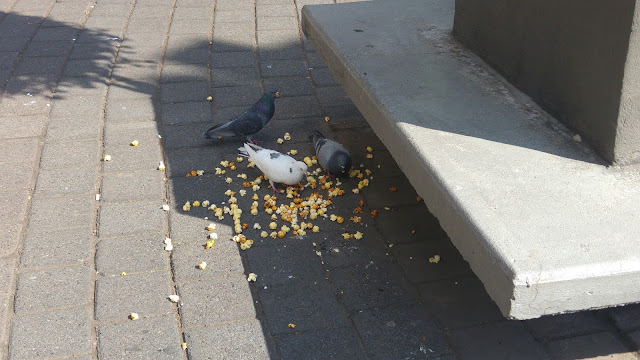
[212,34,255,53]
[276,327,367,360]
[89,3,132,17]
[102,141,162,172]
[95,270,174,321]
[448,322,549,360]
[162,123,213,149]
[24,40,75,57]
[258,117,330,145]
[98,200,165,237]
[161,63,210,83]
[35,166,98,198]
[161,81,210,103]
[172,6,213,20]
[523,310,610,342]
[69,42,119,60]
[353,305,450,360]
[111,61,160,81]
[0,162,34,191]
[126,19,170,35]
[33,26,80,41]
[177,275,256,327]
[0,137,39,164]
[171,237,244,282]
[21,227,93,268]
[256,4,297,17]
[393,239,472,284]
[107,81,158,100]
[96,233,168,275]
[306,51,328,68]
[129,3,173,18]
[263,76,313,97]
[375,204,447,246]
[0,224,21,258]
[82,16,128,32]
[46,117,102,141]
[215,0,254,10]
[63,58,113,79]
[103,121,161,146]
[316,230,391,269]
[28,195,95,231]
[165,47,210,66]
[212,86,262,108]
[547,332,636,360]
[0,189,29,224]
[628,330,640,350]
[101,171,165,202]
[0,36,30,52]
[257,15,298,30]
[9,306,91,359]
[257,29,299,46]
[15,264,92,313]
[260,59,307,78]
[272,95,321,119]
[246,238,325,288]
[184,319,272,359]
[97,315,181,360]
[211,67,260,87]
[105,98,157,122]
[324,104,368,129]
[211,51,256,68]
[418,277,503,330]
[40,140,100,169]
[50,96,104,119]
[329,262,419,312]
[15,56,67,75]
[170,19,211,34]
[258,43,304,60]
[214,20,255,35]
[214,10,255,23]
[0,257,16,346]
[363,175,420,209]
[310,68,341,88]
[164,145,242,178]
[162,101,212,125]
[260,278,349,335]
[168,210,233,244]
[608,303,640,332]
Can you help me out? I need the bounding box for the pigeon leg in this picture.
[269,180,284,193]
[246,135,262,145]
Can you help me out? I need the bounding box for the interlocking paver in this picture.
[14,264,92,313]
[546,332,637,360]
[98,200,165,238]
[0,257,16,347]
[97,315,182,360]
[211,67,260,87]
[21,227,93,268]
[0,224,21,258]
[0,189,29,224]
[608,303,640,332]
[256,4,297,18]
[161,63,209,83]
[95,270,174,321]
[211,51,256,69]
[0,162,33,191]
[10,306,92,360]
[525,311,610,341]
[102,141,162,172]
[168,210,233,244]
[45,117,102,141]
[162,101,212,125]
[28,195,95,231]
[261,59,307,78]
[161,81,210,103]
[271,95,321,119]
[100,170,165,202]
[184,319,272,359]
[393,240,472,283]
[40,139,100,168]
[263,76,314,96]
[276,327,367,360]
[35,166,98,198]
[50,96,104,119]
[214,10,255,23]
[212,85,262,108]
[96,233,168,275]
[171,237,244,282]
[0,137,39,164]
[103,119,162,145]
[24,40,75,58]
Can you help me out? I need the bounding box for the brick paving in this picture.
[0,0,638,359]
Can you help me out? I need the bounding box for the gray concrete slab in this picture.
[302,0,640,319]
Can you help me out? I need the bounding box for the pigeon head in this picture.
[291,161,309,182]
[265,88,280,100]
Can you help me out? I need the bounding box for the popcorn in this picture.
[276,138,284,144]
[252,184,260,191]
[240,239,253,250]
[312,225,319,233]
[129,313,139,320]
[162,204,170,211]
[366,146,373,152]
[225,177,233,184]
[196,170,204,176]
[261,231,268,238]
[247,273,257,282]
[182,201,191,212]
[417,196,422,202]
[158,161,165,170]
[131,140,139,146]
[389,187,398,192]
[198,261,207,270]
[354,231,363,240]
[283,132,291,141]
[239,189,247,197]
[206,223,217,231]
[202,200,210,207]
[289,149,298,155]
[120,272,127,276]
[270,231,277,239]
[209,233,218,240]
[352,188,360,194]
[236,157,244,163]
[288,323,296,328]
[103,154,112,161]
[303,157,313,167]
[371,209,378,218]
[215,167,224,175]
[237,173,248,179]
[324,116,331,122]
[206,96,213,101]
[182,343,188,350]
[220,160,229,167]
[192,200,200,207]
[429,255,441,263]
[251,208,258,215]
[168,295,180,303]
[269,222,277,230]
[277,231,285,238]
[573,134,582,142]
[342,233,351,239]
[336,216,344,224]
[365,153,374,159]
[95,194,100,201]
[205,240,215,249]
[252,193,259,200]
[253,223,261,229]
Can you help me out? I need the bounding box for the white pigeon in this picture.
[238,143,308,192]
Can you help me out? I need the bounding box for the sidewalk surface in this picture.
[0,0,638,359]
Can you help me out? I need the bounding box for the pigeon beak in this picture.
[275,92,280,98]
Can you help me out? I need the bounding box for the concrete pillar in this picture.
[453,0,640,164]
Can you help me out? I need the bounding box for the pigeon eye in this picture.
[289,168,293,173]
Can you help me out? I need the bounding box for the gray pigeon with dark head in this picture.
[311,130,352,176]
[204,89,280,142]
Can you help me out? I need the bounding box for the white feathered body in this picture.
[242,143,307,185]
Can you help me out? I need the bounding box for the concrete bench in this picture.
[301,0,640,319]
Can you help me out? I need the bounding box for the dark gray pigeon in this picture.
[204,89,280,142]
[311,130,352,176]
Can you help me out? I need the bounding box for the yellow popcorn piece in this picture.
[276,138,284,144]
[165,241,173,251]
[206,95,213,101]
[330,214,337,221]
[312,225,319,233]
[225,177,233,184]
[352,188,360,194]
[237,173,248,179]
[103,154,112,161]
[192,200,200,207]
[342,233,351,239]
[289,149,298,155]
[247,161,256,168]
[196,170,204,176]
[206,223,216,231]
[250,208,258,215]
[209,232,218,240]
[252,193,259,200]
[239,189,247,197]
[198,261,207,270]
[202,200,210,207]
[229,164,237,171]
[183,201,191,212]
[366,153,374,159]
[224,189,233,196]
[247,273,257,282]
[215,167,223,175]
[240,240,253,250]
[253,223,261,230]
[270,231,277,239]
[236,157,244,163]
[168,295,180,303]
[158,161,166,170]
[354,231,363,240]
[120,272,127,276]
[283,133,291,141]
[288,323,296,329]
[269,222,277,230]
[129,313,139,320]
[429,255,441,263]
[261,231,269,238]
[366,146,373,152]
[220,160,229,167]
[182,343,188,350]
[205,240,215,249]
[131,140,139,146]
[324,116,331,122]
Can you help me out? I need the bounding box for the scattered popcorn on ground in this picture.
[103,154,111,161]
[429,255,441,263]
[276,138,284,144]
[205,240,215,249]
[288,323,296,328]
[131,140,138,146]
[129,313,139,320]
[248,273,257,282]
[198,261,207,270]
[158,161,166,170]
[168,295,180,303]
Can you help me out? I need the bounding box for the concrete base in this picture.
[302,0,640,319]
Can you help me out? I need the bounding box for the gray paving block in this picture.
[418,277,504,330]
[89,3,132,17]
[98,200,165,238]
[546,332,636,360]
[165,47,210,66]
[170,19,211,34]
[0,224,21,258]
[260,59,306,78]
[316,230,391,269]
[177,275,256,327]
[524,311,610,341]
[40,140,100,169]
[95,270,174,321]
[167,170,248,208]
[63,58,113,79]
[15,56,67,75]
[103,121,161,146]
[448,322,549,360]
[96,233,168,275]
[163,144,237,177]
[214,20,255,36]
[111,62,160,81]
[305,51,328,68]
[272,95,321,119]
[161,123,212,149]
[0,256,16,346]
[212,85,262,108]
[263,76,313,97]
[214,10,255,23]
[0,162,34,191]
[246,239,325,288]
[212,34,255,53]
[32,26,79,41]
[21,227,93,268]
[0,36,29,52]
[608,303,640,332]
[0,95,51,116]
[211,51,256,69]
[24,40,75,58]
[102,141,163,172]
[257,15,298,30]
[184,319,271,359]
[257,117,329,144]
[324,104,367,129]
[0,137,39,164]
[45,117,102,142]
[107,81,158,100]
[69,41,119,60]
[35,166,99,198]
[162,101,212,125]
[100,171,165,202]
[15,264,92,313]
[362,175,419,209]
[82,15,127,33]
[168,210,233,244]
[10,306,91,359]
[50,96,104,120]
[353,305,450,360]
[259,44,304,61]
[171,237,244,282]
[257,29,299,47]
[215,0,254,10]
[310,67,340,87]
[105,98,157,122]
[211,67,260,87]
[0,189,29,224]
[97,315,182,360]
[276,327,367,360]
[628,330,640,350]
[257,4,297,17]
[374,204,447,245]
[172,6,213,20]
[260,279,349,335]
[392,240,472,284]
[126,18,170,35]
[161,63,210,83]
[55,78,108,98]
[330,263,419,312]
[28,195,95,231]
[161,81,210,103]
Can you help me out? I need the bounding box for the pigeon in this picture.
[238,143,308,192]
[311,130,352,176]
[204,89,280,142]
